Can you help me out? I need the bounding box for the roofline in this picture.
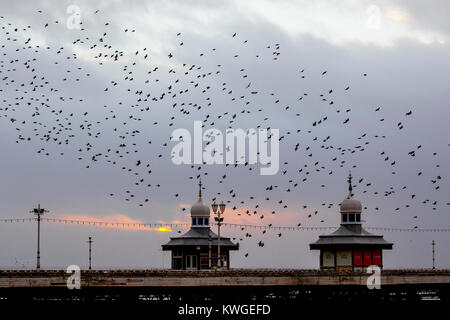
[162,244,240,251]
[167,236,234,241]
[318,234,388,238]
[309,243,393,250]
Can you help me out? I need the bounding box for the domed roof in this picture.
[190,180,210,217]
[340,172,362,213]
[340,195,362,213]
[191,199,210,217]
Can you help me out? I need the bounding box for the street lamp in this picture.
[30,204,49,270]
[212,201,225,269]
[208,235,212,269]
[87,237,93,270]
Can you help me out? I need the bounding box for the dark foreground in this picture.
[1,269,449,317]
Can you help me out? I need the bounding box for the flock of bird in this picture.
[0,9,448,258]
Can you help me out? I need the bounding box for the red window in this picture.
[372,249,382,266]
[363,250,372,266]
[353,250,362,266]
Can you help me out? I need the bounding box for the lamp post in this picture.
[432,240,435,270]
[212,201,225,269]
[87,237,93,270]
[208,235,212,269]
[30,204,49,270]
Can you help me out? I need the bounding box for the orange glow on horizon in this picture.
[157,227,172,232]
[56,214,152,231]
[53,206,319,233]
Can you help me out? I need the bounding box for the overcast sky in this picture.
[0,0,449,270]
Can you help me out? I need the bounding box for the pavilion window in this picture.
[353,250,363,266]
[173,258,183,270]
[349,213,355,222]
[322,250,335,267]
[186,255,197,269]
[192,218,197,225]
[204,217,209,225]
[173,251,183,258]
[372,249,382,266]
[363,250,372,266]
[355,214,361,222]
[198,218,203,225]
[173,251,183,270]
[342,214,348,222]
[336,250,352,266]
[200,256,210,269]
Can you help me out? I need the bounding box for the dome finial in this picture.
[191,178,210,219]
[347,171,353,197]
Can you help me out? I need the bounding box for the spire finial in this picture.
[198,178,202,200]
[347,171,353,196]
